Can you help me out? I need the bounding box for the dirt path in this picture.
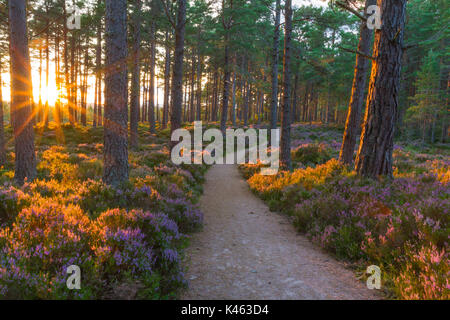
[181,165,380,300]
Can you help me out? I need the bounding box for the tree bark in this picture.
[355,0,407,178]
[339,0,375,165]
[9,0,36,185]
[103,0,129,185]
[280,0,293,171]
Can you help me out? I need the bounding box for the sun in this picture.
[32,68,58,107]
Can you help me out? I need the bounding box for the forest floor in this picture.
[181,164,380,300]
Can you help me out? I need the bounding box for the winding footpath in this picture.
[182,165,380,300]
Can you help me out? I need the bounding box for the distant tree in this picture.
[103,0,129,185]
[406,50,443,143]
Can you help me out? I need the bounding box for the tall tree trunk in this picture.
[9,0,36,185]
[63,1,70,124]
[93,74,98,127]
[55,34,62,126]
[103,0,129,185]
[231,63,237,126]
[170,0,186,142]
[293,75,298,123]
[220,34,231,133]
[211,67,218,122]
[95,2,103,127]
[243,80,249,126]
[355,0,407,178]
[270,0,281,130]
[339,0,375,165]
[130,0,142,147]
[45,14,50,128]
[38,45,43,124]
[149,21,156,134]
[70,25,76,124]
[190,55,196,123]
[81,45,88,126]
[0,60,5,166]
[196,53,203,121]
[280,0,292,171]
[163,31,171,129]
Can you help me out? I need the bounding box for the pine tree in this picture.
[9,0,36,185]
[355,0,408,178]
[280,0,293,171]
[103,0,129,185]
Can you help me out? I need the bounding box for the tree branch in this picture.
[161,0,176,29]
[335,0,367,22]
[338,46,375,61]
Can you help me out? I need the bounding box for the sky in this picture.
[0,0,329,106]
[294,0,327,8]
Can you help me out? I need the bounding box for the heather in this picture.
[241,124,449,300]
[0,124,207,299]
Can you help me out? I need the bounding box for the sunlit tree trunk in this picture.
[80,45,88,126]
[0,60,5,166]
[38,46,43,124]
[355,0,407,178]
[339,0,375,165]
[62,1,72,124]
[9,0,36,185]
[103,0,129,185]
[44,6,50,128]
